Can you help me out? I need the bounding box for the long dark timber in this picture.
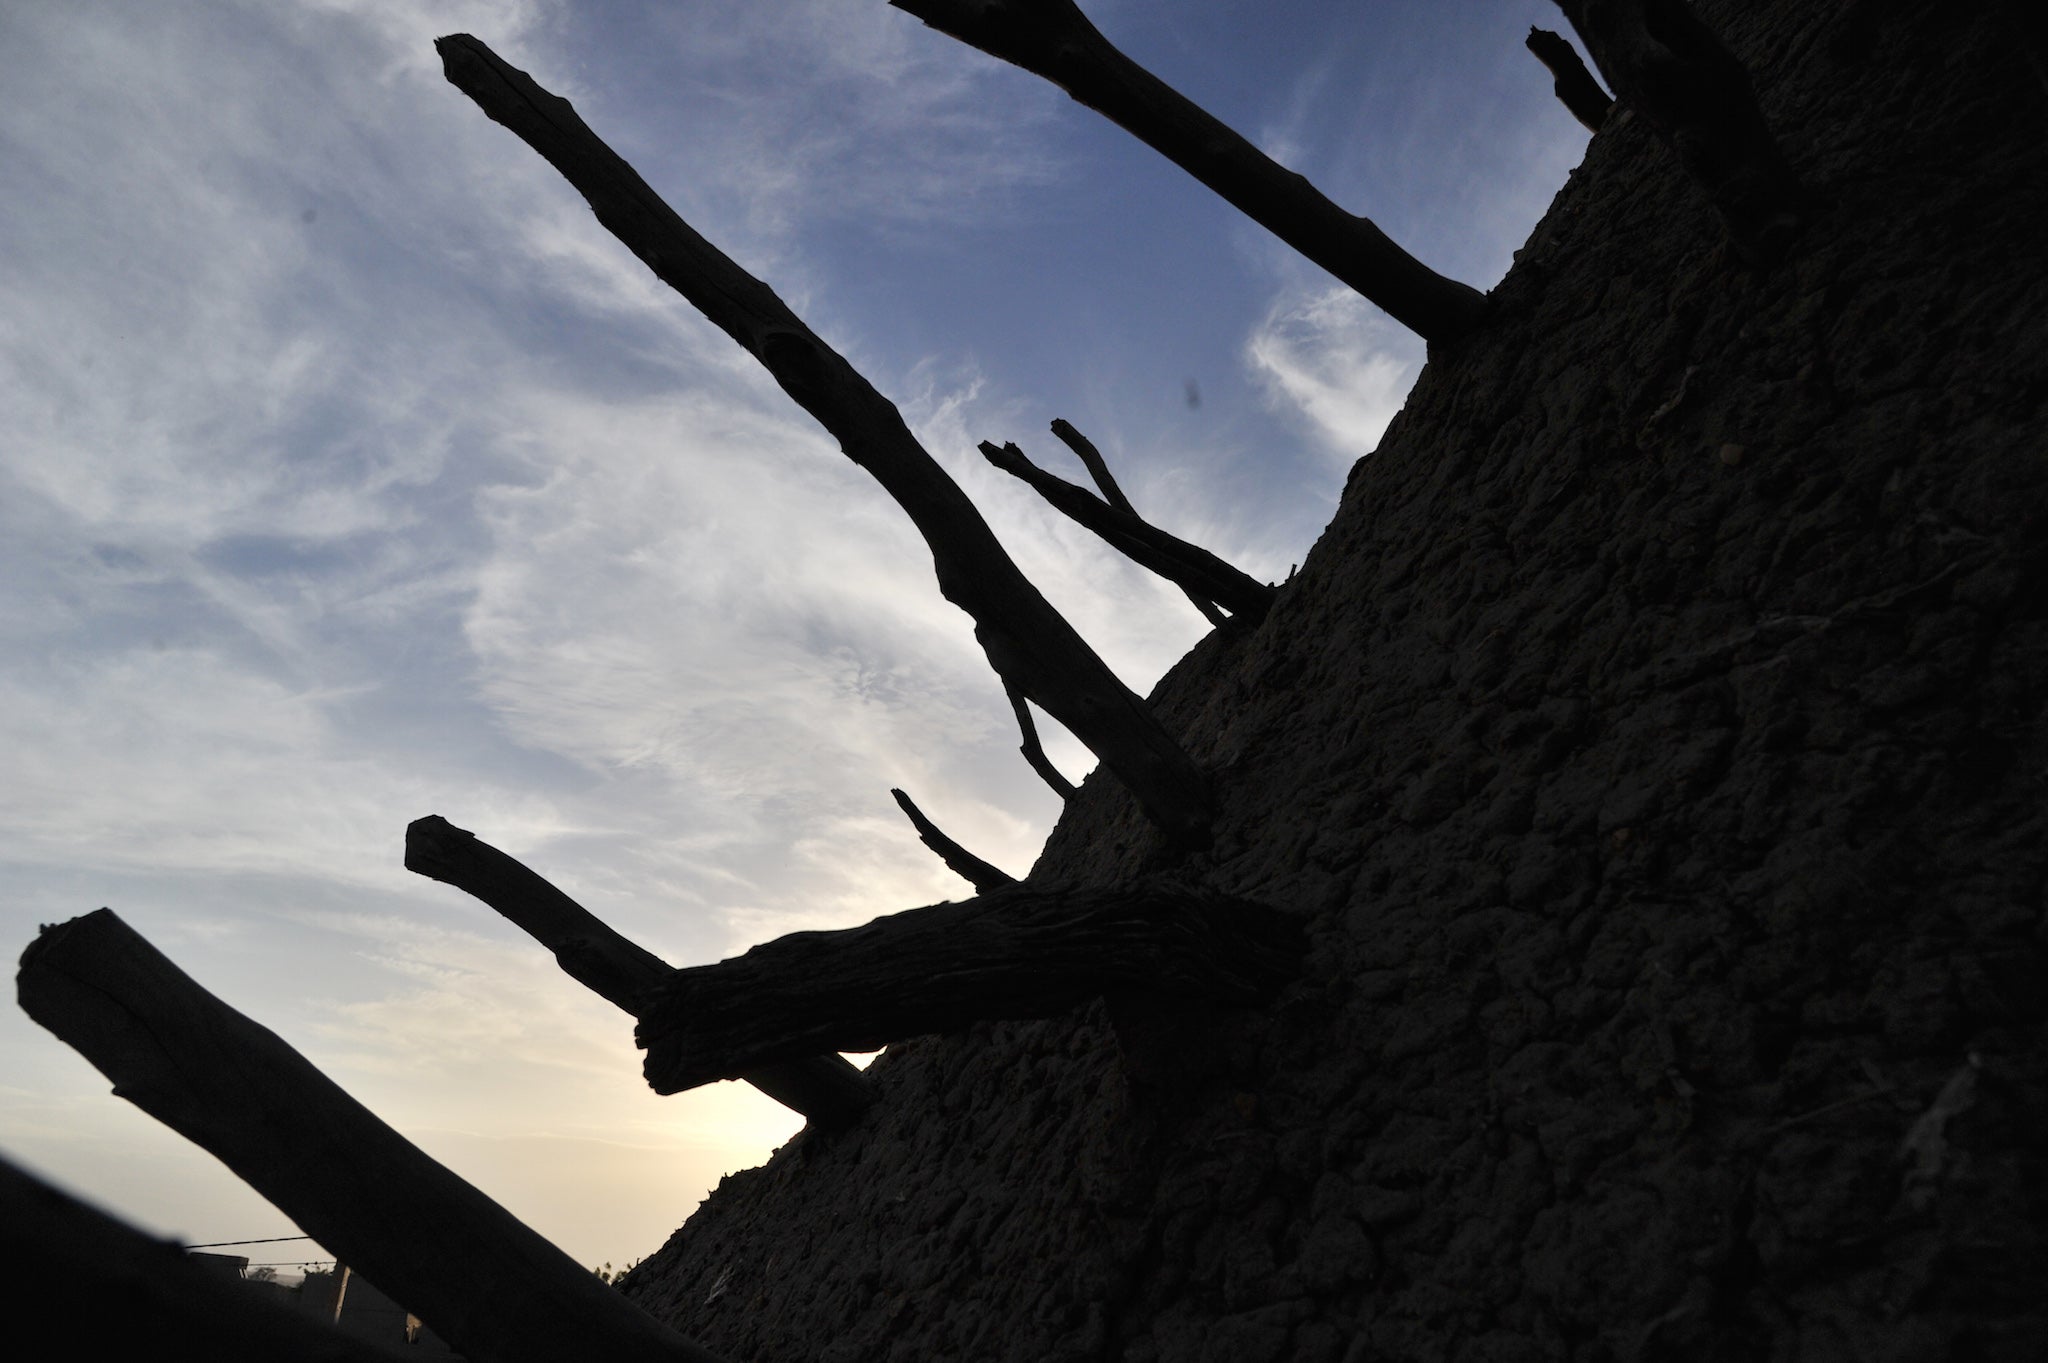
[404,814,874,1126]
[981,440,1274,623]
[1553,0,1803,263]
[889,0,1486,342]
[437,34,1210,847]
[1051,418,1225,626]
[17,910,730,1363]
[636,882,1304,1095]
[889,788,1017,892]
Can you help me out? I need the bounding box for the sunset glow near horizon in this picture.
[1,0,1587,1272]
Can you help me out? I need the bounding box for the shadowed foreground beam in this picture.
[889,789,1016,892]
[438,33,1210,848]
[981,439,1275,623]
[890,0,1486,342]
[636,881,1303,1095]
[405,814,874,1126]
[0,1154,414,1363]
[17,910,730,1363]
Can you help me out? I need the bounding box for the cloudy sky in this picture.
[0,0,1587,1275]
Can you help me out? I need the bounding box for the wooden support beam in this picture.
[981,439,1274,623]
[890,0,1487,342]
[636,880,1304,1095]
[888,788,1017,892]
[404,815,874,1127]
[1525,27,1614,133]
[438,33,1211,848]
[1050,418,1226,626]
[0,1154,415,1363]
[16,910,732,1363]
[1552,0,1804,263]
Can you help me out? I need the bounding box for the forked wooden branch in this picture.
[1552,0,1803,263]
[438,34,1211,847]
[404,814,874,1126]
[1526,27,1614,133]
[0,1154,416,1363]
[636,881,1304,1094]
[1049,418,1134,513]
[981,439,1274,623]
[889,0,1486,342]
[16,910,730,1363]
[1007,683,1079,800]
[889,788,1017,892]
[1050,418,1225,626]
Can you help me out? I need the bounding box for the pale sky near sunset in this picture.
[1,0,1589,1274]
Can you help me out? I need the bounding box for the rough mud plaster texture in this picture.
[623,4,2048,1360]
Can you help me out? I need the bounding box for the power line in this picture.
[184,1235,316,1249]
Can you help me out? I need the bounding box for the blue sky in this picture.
[0,0,1588,1273]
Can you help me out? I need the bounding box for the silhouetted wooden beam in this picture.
[1007,682,1078,800]
[17,910,730,1363]
[890,0,1486,342]
[404,815,874,1127]
[637,881,1304,1094]
[1552,0,1803,263]
[888,789,1016,892]
[1050,418,1226,626]
[0,1154,416,1363]
[438,34,1210,848]
[981,440,1274,624]
[1526,27,1613,133]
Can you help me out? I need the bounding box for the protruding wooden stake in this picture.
[438,33,1212,847]
[1050,418,1226,626]
[1526,27,1614,133]
[889,789,1017,892]
[1007,683,1079,800]
[404,815,874,1126]
[982,439,1273,623]
[890,0,1487,341]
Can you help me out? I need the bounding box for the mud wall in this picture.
[624,4,2048,1359]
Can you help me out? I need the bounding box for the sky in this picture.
[0,0,1589,1276]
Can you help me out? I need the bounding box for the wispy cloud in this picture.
[1,0,1592,1273]
[1245,287,1423,470]
[0,0,1102,1026]
[627,0,1067,243]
